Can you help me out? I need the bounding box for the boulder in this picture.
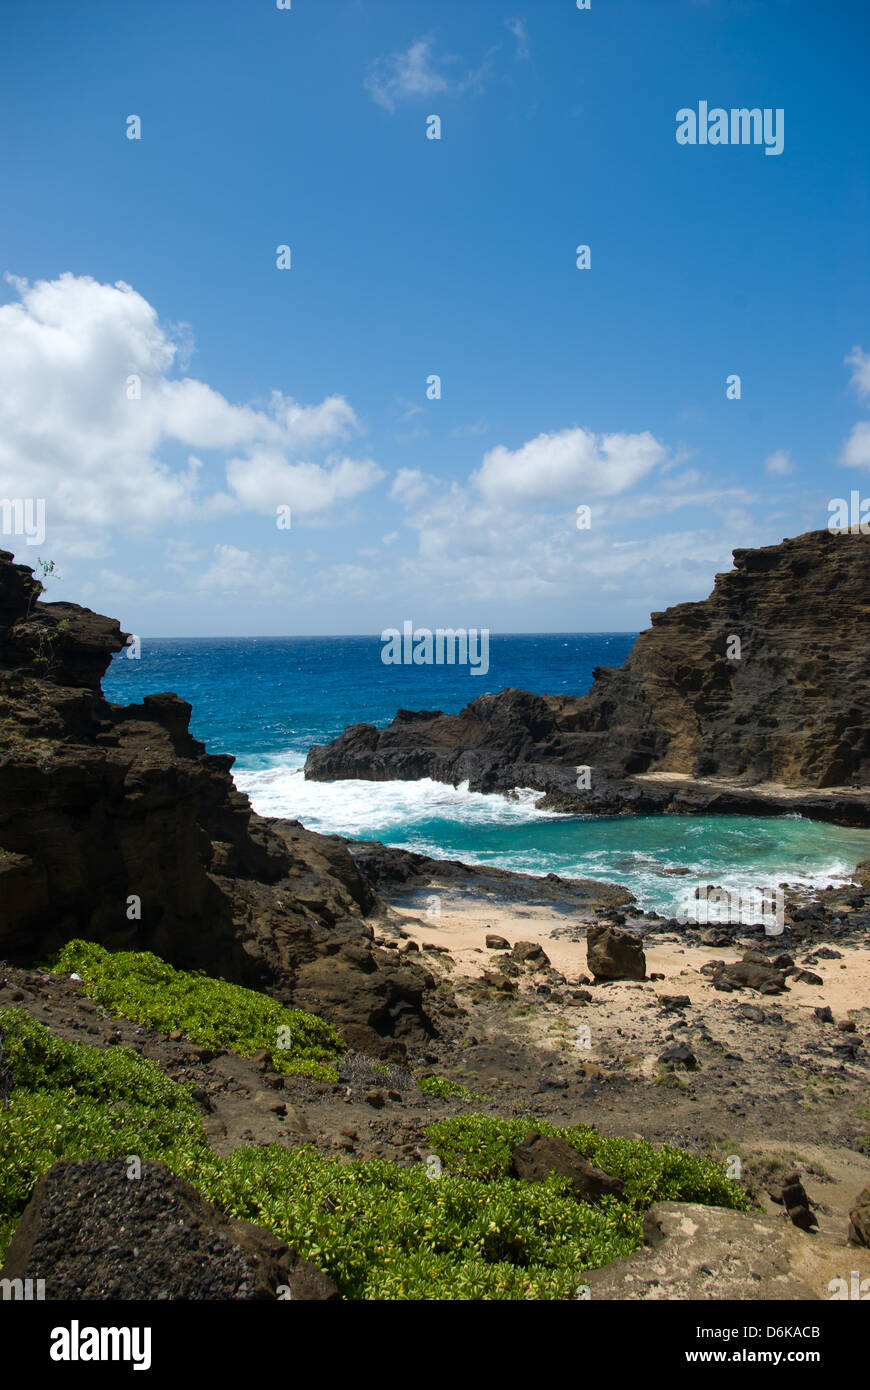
[848,1185,870,1247]
[585,1202,835,1300]
[511,1132,625,1204]
[658,1042,697,1070]
[711,960,787,994]
[586,922,646,981]
[511,940,550,969]
[0,1159,339,1299]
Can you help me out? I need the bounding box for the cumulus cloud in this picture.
[0,272,382,532]
[764,449,794,476]
[840,421,870,469]
[473,426,667,503]
[365,36,487,112]
[389,467,436,508]
[225,450,382,515]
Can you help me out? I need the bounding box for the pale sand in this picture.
[381,896,870,1022]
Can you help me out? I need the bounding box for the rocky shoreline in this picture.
[305,530,870,827]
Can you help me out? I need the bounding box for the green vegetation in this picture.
[186,1144,642,1300]
[0,1007,208,1260]
[418,1074,477,1100]
[51,940,345,1080]
[0,1009,751,1297]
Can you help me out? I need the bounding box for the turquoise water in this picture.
[103,635,870,913]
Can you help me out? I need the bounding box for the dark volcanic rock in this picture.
[340,837,633,912]
[712,960,788,995]
[848,1185,870,1247]
[0,1159,339,1299]
[769,1172,818,1231]
[0,551,433,1054]
[658,1042,697,1070]
[586,922,646,981]
[305,531,870,825]
[511,1133,625,1203]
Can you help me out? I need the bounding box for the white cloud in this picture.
[473,427,667,503]
[846,346,870,401]
[764,449,794,476]
[389,467,435,507]
[0,272,381,534]
[365,37,487,113]
[837,347,870,468]
[840,421,870,468]
[225,450,383,516]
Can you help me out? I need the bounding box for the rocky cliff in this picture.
[0,551,432,1055]
[305,530,870,825]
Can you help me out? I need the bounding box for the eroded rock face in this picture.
[585,1201,870,1301]
[305,531,870,824]
[0,1159,339,1299]
[0,551,433,1053]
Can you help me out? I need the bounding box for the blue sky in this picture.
[1,0,868,635]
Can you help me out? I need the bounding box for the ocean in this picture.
[102,634,870,916]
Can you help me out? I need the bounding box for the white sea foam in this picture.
[234,756,557,837]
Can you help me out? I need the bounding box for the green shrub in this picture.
[424,1114,753,1210]
[51,940,344,1080]
[418,1075,476,1100]
[0,1008,207,1261]
[192,1144,642,1300]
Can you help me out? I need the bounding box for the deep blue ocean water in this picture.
[103,634,870,915]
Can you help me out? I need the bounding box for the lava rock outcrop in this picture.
[0,550,432,1054]
[305,531,870,824]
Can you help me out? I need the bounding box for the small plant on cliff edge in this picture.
[21,558,69,670]
[23,557,57,617]
[50,940,345,1079]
